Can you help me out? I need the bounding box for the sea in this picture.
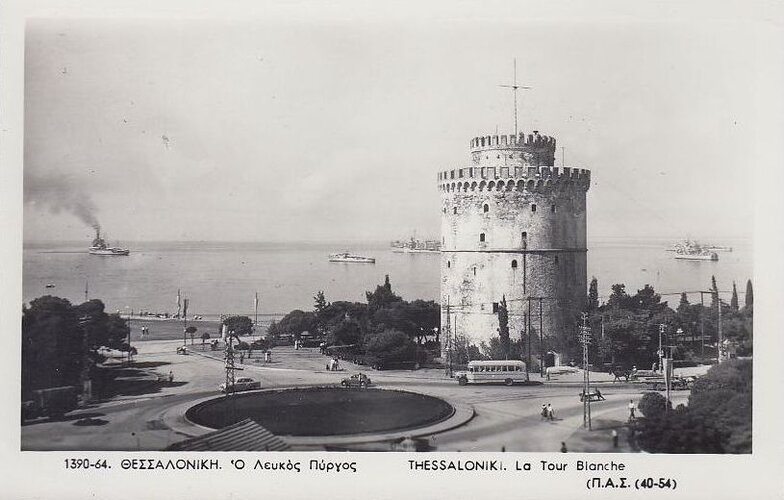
[22,239,753,320]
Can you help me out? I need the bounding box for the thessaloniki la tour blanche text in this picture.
[408,460,626,472]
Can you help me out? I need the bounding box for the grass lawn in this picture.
[187,387,454,435]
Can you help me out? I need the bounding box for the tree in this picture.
[366,275,402,312]
[587,277,599,312]
[497,295,510,358]
[730,282,739,311]
[313,290,329,336]
[677,292,690,313]
[364,329,415,362]
[327,319,362,346]
[638,391,671,420]
[710,275,719,309]
[314,290,328,313]
[276,310,317,340]
[223,316,253,336]
[22,296,84,396]
[744,279,753,311]
[201,332,211,343]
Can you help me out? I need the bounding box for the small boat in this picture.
[45,283,56,288]
[328,252,375,264]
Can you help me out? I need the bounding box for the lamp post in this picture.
[125,306,133,366]
[658,324,665,373]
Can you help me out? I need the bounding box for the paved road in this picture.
[21,340,688,452]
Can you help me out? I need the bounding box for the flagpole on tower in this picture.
[498,58,531,137]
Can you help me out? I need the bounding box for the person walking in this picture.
[168,371,174,383]
[628,399,636,422]
[547,403,555,421]
[540,404,548,420]
[560,442,568,453]
[612,429,619,448]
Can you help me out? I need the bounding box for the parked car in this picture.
[176,346,188,355]
[340,373,372,388]
[219,377,261,393]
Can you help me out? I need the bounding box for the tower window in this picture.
[511,259,518,269]
[492,302,499,313]
[483,204,489,213]
[473,267,477,276]
[443,208,446,214]
[551,204,556,213]
[555,255,559,264]
[447,260,451,268]
[453,207,457,214]
[479,233,485,242]
[521,232,528,250]
[531,204,537,213]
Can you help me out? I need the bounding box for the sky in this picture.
[22,13,762,243]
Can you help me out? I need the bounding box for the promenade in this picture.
[21,337,692,452]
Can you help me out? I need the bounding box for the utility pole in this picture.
[84,280,89,302]
[658,324,665,373]
[182,298,189,346]
[498,58,531,136]
[699,292,705,360]
[254,291,259,337]
[445,296,452,378]
[527,297,532,374]
[579,312,592,430]
[717,292,723,362]
[539,297,544,377]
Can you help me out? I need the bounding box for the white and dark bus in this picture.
[455,360,528,386]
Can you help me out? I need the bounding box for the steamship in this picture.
[89,229,130,256]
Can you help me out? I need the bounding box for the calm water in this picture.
[22,239,753,318]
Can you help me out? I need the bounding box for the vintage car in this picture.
[176,346,188,355]
[340,373,372,388]
[219,377,261,393]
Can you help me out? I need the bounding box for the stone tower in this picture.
[437,131,591,364]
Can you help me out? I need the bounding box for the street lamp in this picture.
[124,306,133,366]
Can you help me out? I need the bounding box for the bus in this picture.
[455,360,528,386]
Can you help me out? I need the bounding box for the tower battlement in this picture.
[437,165,591,192]
[470,131,556,151]
[470,131,556,166]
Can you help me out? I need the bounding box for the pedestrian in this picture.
[168,371,174,383]
[652,361,657,372]
[560,442,568,453]
[628,399,636,421]
[612,429,619,448]
[326,361,331,371]
[540,404,548,420]
[547,403,555,421]
[595,388,605,401]
[239,353,244,364]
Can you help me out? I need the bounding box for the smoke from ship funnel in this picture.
[23,171,101,231]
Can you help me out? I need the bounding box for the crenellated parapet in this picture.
[437,165,591,193]
[470,130,556,167]
[470,131,556,150]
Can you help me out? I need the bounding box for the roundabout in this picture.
[186,387,456,436]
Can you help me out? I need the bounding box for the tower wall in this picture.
[438,134,590,361]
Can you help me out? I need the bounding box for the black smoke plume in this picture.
[24,171,101,232]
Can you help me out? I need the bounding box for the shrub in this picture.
[638,391,671,420]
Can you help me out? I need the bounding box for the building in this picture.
[437,131,591,366]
